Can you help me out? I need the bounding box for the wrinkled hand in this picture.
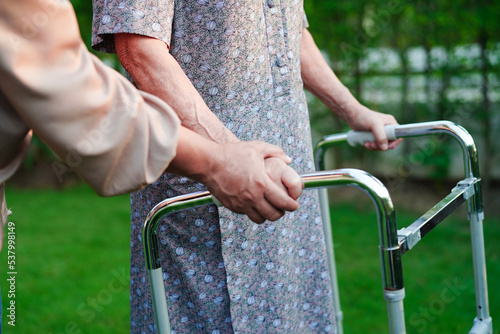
[202,141,300,224]
[345,106,403,151]
[264,157,303,201]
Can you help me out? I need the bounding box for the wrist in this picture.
[197,142,222,185]
[342,100,364,124]
[168,127,220,183]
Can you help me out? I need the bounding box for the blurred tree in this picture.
[70,0,93,49]
[305,0,499,183]
[15,0,500,184]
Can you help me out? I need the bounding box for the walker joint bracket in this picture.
[397,227,421,252]
[453,177,478,200]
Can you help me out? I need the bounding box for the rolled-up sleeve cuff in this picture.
[92,0,175,53]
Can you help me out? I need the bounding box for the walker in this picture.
[315,120,491,334]
[142,120,491,334]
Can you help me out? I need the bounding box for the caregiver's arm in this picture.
[0,0,181,196]
[0,0,300,223]
[301,29,402,151]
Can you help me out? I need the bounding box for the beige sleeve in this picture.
[0,0,180,196]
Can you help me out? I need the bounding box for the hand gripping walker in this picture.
[315,121,492,334]
[143,169,399,334]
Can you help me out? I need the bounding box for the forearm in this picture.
[301,29,364,125]
[166,127,219,182]
[115,34,238,144]
[300,29,400,150]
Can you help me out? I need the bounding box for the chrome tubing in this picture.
[143,191,216,334]
[314,120,491,333]
[143,191,215,270]
[315,133,348,171]
[315,120,482,214]
[319,187,344,334]
[391,121,479,179]
[468,191,491,331]
[315,134,349,334]
[143,169,402,334]
[315,120,479,179]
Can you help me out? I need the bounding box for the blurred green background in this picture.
[2,0,500,333]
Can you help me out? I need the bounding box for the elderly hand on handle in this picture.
[203,141,302,224]
[167,128,302,224]
[344,106,403,151]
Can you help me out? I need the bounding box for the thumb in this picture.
[264,179,300,212]
[281,165,302,200]
[371,124,389,151]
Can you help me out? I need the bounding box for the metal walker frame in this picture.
[315,120,492,334]
[143,169,398,334]
[142,120,492,334]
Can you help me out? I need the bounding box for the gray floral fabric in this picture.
[92,1,335,333]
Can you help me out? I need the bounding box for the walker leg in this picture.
[470,317,493,334]
[384,288,406,334]
[467,185,492,333]
[319,188,344,334]
[148,268,172,334]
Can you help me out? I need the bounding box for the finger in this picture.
[364,141,377,151]
[388,138,403,149]
[274,176,289,194]
[264,158,290,194]
[266,165,289,193]
[264,181,300,212]
[245,208,266,224]
[246,189,286,222]
[268,209,286,222]
[213,195,245,214]
[281,165,302,200]
[256,201,286,222]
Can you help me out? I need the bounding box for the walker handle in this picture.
[346,124,398,147]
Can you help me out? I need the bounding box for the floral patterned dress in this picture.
[92,1,335,333]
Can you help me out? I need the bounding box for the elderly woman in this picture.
[92,0,400,332]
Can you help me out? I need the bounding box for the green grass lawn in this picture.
[1,185,130,334]
[1,184,498,333]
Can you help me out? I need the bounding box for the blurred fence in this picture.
[16,0,500,187]
[305,0,500,185]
